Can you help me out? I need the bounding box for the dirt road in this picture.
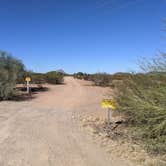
[0,77,130,166]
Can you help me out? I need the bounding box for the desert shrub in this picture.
[31,73,46,85]
[83,73,91,80]
[91,73,111,87]
[16,70,32,84]
[139,53,166,72]
[73,72,91,80]
[17,71,64,85]
[73,72,84,79]
[111,72,132,80]
[115,54,166,155]
[73,72,129,87]
[45,71,64,84]
[0,51,25,100]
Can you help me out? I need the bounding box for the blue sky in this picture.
[0,0,166,74]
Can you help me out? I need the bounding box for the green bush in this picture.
[115,54,166,155]
[46,71,64,84]
[31,73,46,85]
[73,72,84,79]
[91,73,111,87]
[17,71,64,86]
[0,51,25,100]
[16,70,32,84]
[73,72,91,80]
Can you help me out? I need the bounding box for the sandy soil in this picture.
[0,77,131,166]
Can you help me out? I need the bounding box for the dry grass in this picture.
[80,115,166,166]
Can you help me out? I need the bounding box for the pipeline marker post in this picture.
[25,77,31,94]
[102,99,116,129]
[107,108,111,128]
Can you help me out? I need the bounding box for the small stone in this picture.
[82,118,87,123]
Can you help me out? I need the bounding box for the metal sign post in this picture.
[27,80,30,93]
[25,77,31,94]
[102,99,116,129]
[107,108,111,129]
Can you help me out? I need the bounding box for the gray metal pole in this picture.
[107,108,111,129]
[27,81,30,93]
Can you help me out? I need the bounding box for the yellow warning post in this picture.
[102,99,116,110]
[25,77,31,82]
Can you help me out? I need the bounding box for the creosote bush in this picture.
[73,72,91,80]
[45,71,64,84]
[73,72,134,87]
[90,73,111,87]
[0,51,25,100]
[73,72,112,86]
[115,54,166,155]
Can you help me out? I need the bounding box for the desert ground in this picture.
[0,77,131,166]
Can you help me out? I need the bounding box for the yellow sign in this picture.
[25,77,31,82]
[102,99,116,110]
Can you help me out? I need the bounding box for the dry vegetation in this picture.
[0,45,165,165]
[0,51,25,100]
[75,54,166,164]
[0,50,64,101]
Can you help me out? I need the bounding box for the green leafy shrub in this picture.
[73,72,91,80]
[16,70,32,84]
[0,51,25,100]
[17,71,64,86]
[31,73,46,85]
[115,54,166,155]
[73,72,84,79]
[46,71,64,84]
[90,73,111,87]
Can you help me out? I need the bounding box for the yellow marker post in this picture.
[25,77,31,94]
[25,77,31,82]
[102,99,116,129]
